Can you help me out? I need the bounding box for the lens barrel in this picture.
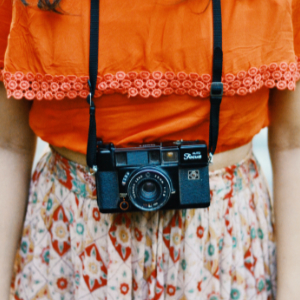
[127,168,172,211]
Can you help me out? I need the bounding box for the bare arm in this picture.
[269,81,300,299]
[0,82,36,299]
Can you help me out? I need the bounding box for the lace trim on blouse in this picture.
[2,58,300,100]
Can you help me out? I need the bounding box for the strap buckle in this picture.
[210,82,224,98]
[88,165,98,176]
[88,93,92,106]
[208,152,213,165]
[87,80,93,106]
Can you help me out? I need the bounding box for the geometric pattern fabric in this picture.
[11,150,276,300]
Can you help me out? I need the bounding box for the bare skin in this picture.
[0,82,36,299]
[0,79,299,299]
[269,84,300,300]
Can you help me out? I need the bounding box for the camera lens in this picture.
[140,181,159,202]
[127,167,172,211]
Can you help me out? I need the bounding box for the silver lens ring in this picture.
[127,168,172,211]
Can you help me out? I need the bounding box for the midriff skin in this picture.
[51,141,252,172]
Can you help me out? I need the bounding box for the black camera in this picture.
[95,140,210,213]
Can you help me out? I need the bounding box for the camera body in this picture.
[95,140,210,213]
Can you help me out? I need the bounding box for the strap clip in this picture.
[88,165,98,176]
[208,152,214,165]
[210,82,223,98]
[88,93,92,106]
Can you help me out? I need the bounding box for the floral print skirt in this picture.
[11,148,276,300]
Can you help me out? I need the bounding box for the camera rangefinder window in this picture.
[162,151,178,163]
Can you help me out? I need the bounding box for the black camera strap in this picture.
[86,0,100,171]
[209,0,223,160]
[86,0,223,169]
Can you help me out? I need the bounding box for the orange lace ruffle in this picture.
[2,58,300,100]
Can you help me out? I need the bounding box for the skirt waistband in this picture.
[43,146,257,200]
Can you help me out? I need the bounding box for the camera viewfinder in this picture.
[149,151,160,164]
[116,152,127,166]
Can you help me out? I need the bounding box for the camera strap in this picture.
[86,0,223,170]
[209,0,223,159]
[86,0,100,171]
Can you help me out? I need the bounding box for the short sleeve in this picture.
[0,1,12,81]
[293,0,300,56]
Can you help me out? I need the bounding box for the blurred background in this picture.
[252,128,273,192]
[33,127,273,192]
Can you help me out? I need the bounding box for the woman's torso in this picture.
[1,0,299,156]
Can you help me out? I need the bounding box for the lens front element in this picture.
[127,168,171,211]
[140,181,159,202]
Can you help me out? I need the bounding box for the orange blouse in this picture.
[1,0,300,154]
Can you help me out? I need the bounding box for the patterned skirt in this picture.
[11,148,276,300]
